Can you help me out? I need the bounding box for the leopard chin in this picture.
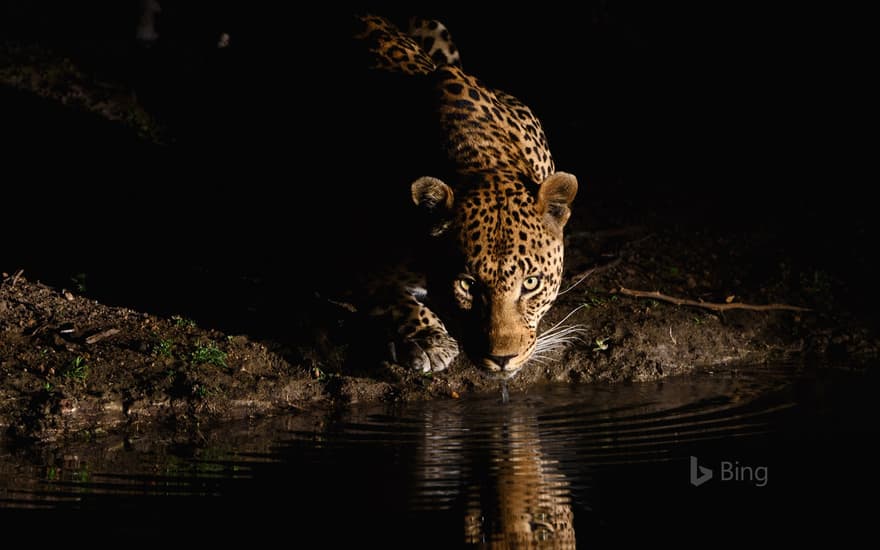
[480,346,534,377]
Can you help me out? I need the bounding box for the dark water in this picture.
[1,364,876,546]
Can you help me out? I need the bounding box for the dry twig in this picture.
[618,287,810,312]
[85,328,120,345]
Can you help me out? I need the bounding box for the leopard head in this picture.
[412,171,578,376]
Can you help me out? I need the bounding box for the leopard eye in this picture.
[522,275,542,292]
[458,277,474,293]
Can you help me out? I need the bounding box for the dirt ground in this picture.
[1,9,877,444]
[3,205,877,443]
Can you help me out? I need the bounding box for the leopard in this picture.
[350,14,578,378]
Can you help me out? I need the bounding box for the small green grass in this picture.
[192,383,220,399]
[62,355,89,391]
[152,339,174,357]
[592,337,610,352]
[171,315,197,328]
[72,467,90,483]
[190,341,228,368]
[64,356,89,382]
[580,291,608,309]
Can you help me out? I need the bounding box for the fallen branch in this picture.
[618,287,810,312]
[85,328,121,345]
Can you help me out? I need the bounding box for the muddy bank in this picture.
[3,213,877,443]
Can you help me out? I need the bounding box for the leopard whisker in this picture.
[534,334,584,353]
[557,270,595,296]
[532,303,590,359]
[536,323,588,344]
[534,323,588,356]
[538,323,588,342]
[528,355,550,367]
[540,304,588,336]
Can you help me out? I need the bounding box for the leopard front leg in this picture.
[372,291,460,373]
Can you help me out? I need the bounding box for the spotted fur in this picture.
[353,15,578,377]
[407,17,461,68]
[353,14,436,75]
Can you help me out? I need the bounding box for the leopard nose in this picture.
[487,354,516,369]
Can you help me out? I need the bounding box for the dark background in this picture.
[1,1,872,334]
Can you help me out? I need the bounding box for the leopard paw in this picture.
[392,330,459,373]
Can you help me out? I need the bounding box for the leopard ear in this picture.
[537,172,578,234]
[412,176,454,236]
[412,176,454,211]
